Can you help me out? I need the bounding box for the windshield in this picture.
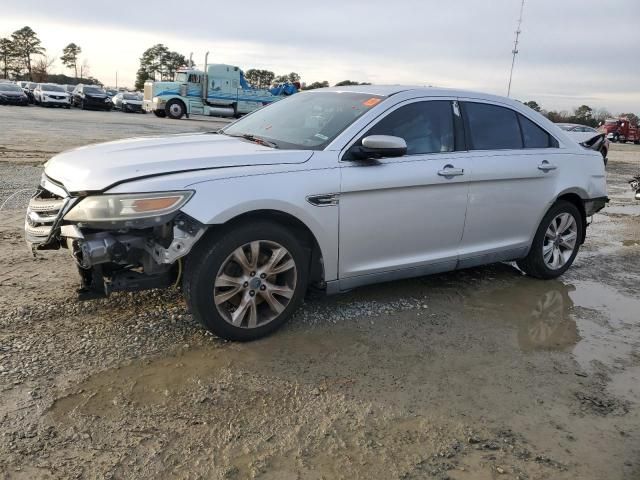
[605,119,618,125]
[0,83,22,92]
[223,92,386,150]
[27,83,36,89]
[42,84,64,92]
[84,87,104,94]
[123,93,141,100]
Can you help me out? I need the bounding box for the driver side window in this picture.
[364,101,454,155]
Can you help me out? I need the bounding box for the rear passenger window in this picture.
[518,114,556,148]
[364,101,454,155]
[463,102,522,150]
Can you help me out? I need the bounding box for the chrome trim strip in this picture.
[306,193,339,207]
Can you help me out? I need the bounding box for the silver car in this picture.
[25,86,608,340]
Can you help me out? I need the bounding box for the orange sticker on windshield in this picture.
[363,98,381,107]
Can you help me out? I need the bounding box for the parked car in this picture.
[556,123,609,163]
[72,84,113,110]
[22,82,37,103]
[0,82,29,105]
[25,86,608,341]
[33,83,71,108]
[112,92,144,113]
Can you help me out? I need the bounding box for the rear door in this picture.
[457,100,561,267]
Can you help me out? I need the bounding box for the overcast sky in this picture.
[1,0,638,113]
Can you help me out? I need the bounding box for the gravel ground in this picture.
[1,106,639,479]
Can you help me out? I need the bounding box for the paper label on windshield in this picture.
[314,133,329,140]
[363,98,382,107]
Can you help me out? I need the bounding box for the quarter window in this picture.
[363,101,454,155]
[518,114,555,148]
[463,102,522,150]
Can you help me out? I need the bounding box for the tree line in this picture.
[0,26,98,84]
[523,101,638,128]
[134,45,372,92]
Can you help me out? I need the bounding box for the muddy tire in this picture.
[517,200,583,280]
[153,109,166,118]
[165,99,185,119]
[184,222,309,341]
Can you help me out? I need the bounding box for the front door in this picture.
[338,99,471,289]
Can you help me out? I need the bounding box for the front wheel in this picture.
[153,109,166,118]
[184,222,309,341]
[517,201,583,279]
[165,99,185,119]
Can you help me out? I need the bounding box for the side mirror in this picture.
[349,135,407,160]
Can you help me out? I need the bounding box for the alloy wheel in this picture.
[543,213,578,270]
[214,240,297,328]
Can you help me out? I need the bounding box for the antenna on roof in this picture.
[507,0,525,97]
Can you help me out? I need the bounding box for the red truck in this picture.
[602,117,640,143]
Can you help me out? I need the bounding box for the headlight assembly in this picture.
[64,191,193,223]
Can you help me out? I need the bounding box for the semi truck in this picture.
[602,117,640,144]
[143,53,297,120]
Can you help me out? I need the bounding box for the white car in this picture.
[25,86,608,340]
[33,83,71,108]
[112,92,144,113]
[556,123,609,162]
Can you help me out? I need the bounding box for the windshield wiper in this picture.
[226,132,278,149]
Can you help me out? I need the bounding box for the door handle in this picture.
[538,161,557,172]
[438,165,465,177]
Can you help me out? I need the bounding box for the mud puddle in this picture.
[49,271,640,422]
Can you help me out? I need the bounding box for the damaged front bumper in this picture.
[25,178,206,297]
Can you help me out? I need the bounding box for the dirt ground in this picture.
[1,106,639,480]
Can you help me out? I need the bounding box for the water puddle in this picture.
[48,267,640,423]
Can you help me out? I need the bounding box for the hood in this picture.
[0,91,25,97]
[42,90,68,96]
[44,133,313,192]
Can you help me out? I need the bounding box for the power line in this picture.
[507,0,525,97]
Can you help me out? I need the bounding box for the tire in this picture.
[184,221,309,341]
[165,99,185,119]
[517,200,583,279]
[80,100,86,110]
[153,109,166,118]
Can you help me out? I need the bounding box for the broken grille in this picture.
[25,188,67,243]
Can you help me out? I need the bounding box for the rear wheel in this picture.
[517,201,583,279]
[184,222,309,341]
[165,99,186,119]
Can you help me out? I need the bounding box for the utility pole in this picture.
[507,0,525,97]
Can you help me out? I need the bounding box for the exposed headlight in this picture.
[64,191,193,222]
[105,98,111,103]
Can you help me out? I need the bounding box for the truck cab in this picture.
[143,62,297,119]
[602,117,640,144]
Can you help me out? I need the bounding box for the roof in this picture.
[313,84,517,105]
